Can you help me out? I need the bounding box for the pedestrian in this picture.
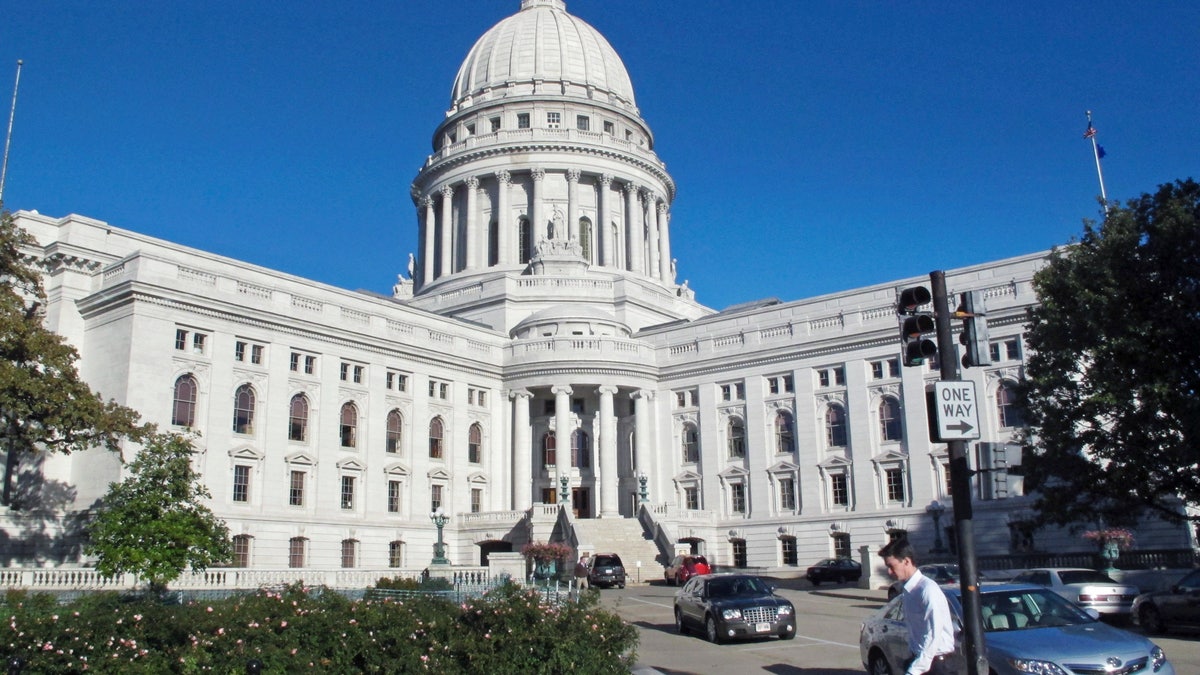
[878,538,963,675]
[574,553,590,590]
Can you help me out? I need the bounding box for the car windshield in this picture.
[1057,570,1117,585]
[708,577,769,598]
[975,588,1095,632]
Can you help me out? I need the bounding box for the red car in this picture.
[665,554,711,586]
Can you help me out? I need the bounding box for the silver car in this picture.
[860,584,1174,675]
[1010,567,1140,616]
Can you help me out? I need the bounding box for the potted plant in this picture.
[1082,528,1134,573]
[521,541,573,580]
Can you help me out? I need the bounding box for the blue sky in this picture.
[3,1,1197,311]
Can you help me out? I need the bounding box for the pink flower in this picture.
[280,621,288,628]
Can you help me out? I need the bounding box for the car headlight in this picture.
[1006,659,1069,675]
[1151,645,1167,671]
[721,608,742,620]
[777,605,794,617]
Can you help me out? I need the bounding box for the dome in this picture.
[450,0,636,112]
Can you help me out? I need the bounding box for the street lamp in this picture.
[927,501,947,554]
[429,507,450,565]
[637,473,649,503]
[559,475,570,505]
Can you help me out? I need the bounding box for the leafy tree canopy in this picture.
[85,431,232,591]
[1020,179,1200,527]
[0,207,146,507]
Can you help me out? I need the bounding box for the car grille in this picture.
[742,606,775,624]
[1064,656,1147,675]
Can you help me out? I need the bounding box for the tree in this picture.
[85,431,232,592]
[1020,179,1200,527]
[0,207,145,507]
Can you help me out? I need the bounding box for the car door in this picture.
[876,599,911,666]
[1160,569,1200,624]
[678,577,705,627]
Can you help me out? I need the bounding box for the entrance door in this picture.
[572,488,591,519]
[541,488,557,504]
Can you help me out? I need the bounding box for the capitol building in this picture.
[6,0,1188,577]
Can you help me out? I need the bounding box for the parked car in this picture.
[1132,568,1200,634]
[587,553,626,589]
[860,583,1174,675]
[805,557,862,585]
[1010,567,1140,616]
[664,554,711,586]
[674,574,795,644]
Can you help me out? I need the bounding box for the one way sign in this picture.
[932,381,982,440]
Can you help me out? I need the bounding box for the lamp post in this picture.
[558,475,570,505]
[638,473,649,503]
[429,507,450,565]
[927,501,947,554]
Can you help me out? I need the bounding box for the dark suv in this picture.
[588,553,626,589]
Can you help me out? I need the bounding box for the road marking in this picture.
[626,596,674,610]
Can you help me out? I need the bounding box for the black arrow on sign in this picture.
[946,421,975,434]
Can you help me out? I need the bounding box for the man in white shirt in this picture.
[879,539,963,675]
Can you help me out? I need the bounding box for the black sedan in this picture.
[1133,568,1200,634]
[805,557,862,585]
[674,574,796,644]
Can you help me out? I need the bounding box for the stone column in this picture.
[465,176,479,269]
[509,389,533,510]
[624,182,643,273]
[632,390,653,489]
[598,385,620,517]
[658,203,673,282]
[439,184,454,278]
[422,196,435,285]
[645,192,660,280]
[495,170,511,265]
[531,168,546,248]
[552,385,573,499]
[567,169,581,241]
[599,174,614,267]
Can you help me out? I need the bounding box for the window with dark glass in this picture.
[471,488,482,513]
[340,402,358,448]
[571,430,590,468]
[288,394,309,442]
[732,539,747,568]
[886,468,905,502]
[429,417,444,458]
[288,537,306,568]
[997,382,1026,428]
[431,484,443,512]
[340,539,357,568]
[388,480,401,513]
[682,424,699,463]
[728,418,746,458]
[340,475,356,510]
[775,411,795,453]
[233,384,256,434]
[779,477,796,510]
[386,410,403,453]
[831,473,849,506]
[233,465,250,503]
[388,541,404,568]
[289,470,304,507]
[542,432,556,466]
[685,487,699,510]
[826,404,847,447]
[468,423,482,463]
[781,536,798,566]
[731,483,746,513]
[880,397,902,441]
[172,374,198,427]
[232,535,251,567]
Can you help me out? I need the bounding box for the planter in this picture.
[532,559,558,581]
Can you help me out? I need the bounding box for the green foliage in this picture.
[0,208,147,507]
[373,574,453,591]
[0,582,638,673]
[1020,179,1200,527]
[84,432,232,591]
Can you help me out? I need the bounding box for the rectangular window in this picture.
[571,398,585,414]
[887,358,900,378]
[340,363,350,381]
[388,480,401,513]
[175,329,188,351]
[544,400,556,415]
[781,537,798,566]
[768,377,780,394]
[431,484,443,512]
[439,383,449,399]
[235,341,247,362]
[517,113,530,129]
[387,371,409,392]
[233,465,250,503]
[546,111,561,128]
[233,536,250,567]
[340,475,356,510]
[289,470,304,507]
[290,352,300,371]
[341,540,357,568]
[305,355,316,374]
[490,117,500,132]
[465,122,475,136]
[818,370,830,388]
[831,474,848,506]
[251,344,264,365]
[833,532,851,559]
[991,337,1021,362]
[685,487,699,510]
[721,384,732,401]
[603,120,615,134]
[288,538,305,568]
[389,541,404,568]
[471,488,482,514]
[871,361,884,380]
[783,375,794,393]
[576,115,589,131]
[886,468,905,502]
[676,392,686,408]
[732,539,747,568]
[833,367,845,385]
[779,478,796,510]
[731,484,746,514]
[192,332,206,354]
[353,365,364,384]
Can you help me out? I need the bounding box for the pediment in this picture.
[428,468,452,481]
[818,455,852,470]
[467,471,488,484]
[718,465,749,479]
[767,461,799,474]
[871,450,909,464]
[284,451,316,467]
[337,458,365,472]
[229,447,264,462]
[383,462,410,477]
[673,470,702,483]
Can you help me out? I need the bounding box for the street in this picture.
[597,580,1200,675]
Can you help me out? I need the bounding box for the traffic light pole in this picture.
[930,270,988,675]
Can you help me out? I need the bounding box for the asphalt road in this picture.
[597,580,1200,675]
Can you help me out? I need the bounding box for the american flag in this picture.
[1083,122,1097,139]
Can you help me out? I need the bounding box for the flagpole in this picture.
[0,59,23,204]
[1085,110,1108,213]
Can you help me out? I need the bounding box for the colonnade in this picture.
[508,385,654,518]
[416,169,673,288]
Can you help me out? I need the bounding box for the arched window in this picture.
[288,394,309,442]
[518,217,532,264]
[571,430,591,468]
[172,374,197,428]
[879,397,902,441]
[826,404,847,448]
[386,410,403,453]
[232,534,252,567]
[997,382,1026,428]
[468,423,483,463]
[682,423,699,463]
[233,384,256,435]
[542,432,556,466]
[580,217,593,262]
[429,417,445,458]
[340,402,358,448]
[775,411,795,454]
[727,417,746,458]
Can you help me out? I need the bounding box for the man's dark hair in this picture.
[878,537,917,564]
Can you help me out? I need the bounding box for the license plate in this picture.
[755,622,771,633]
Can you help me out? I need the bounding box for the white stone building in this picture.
[4,0,1191,576]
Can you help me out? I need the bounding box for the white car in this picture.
[1010,568,1140,616]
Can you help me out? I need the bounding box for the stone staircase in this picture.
[571,518,667,584]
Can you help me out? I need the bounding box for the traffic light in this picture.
[957,290,991,368]
[898,286,937,367]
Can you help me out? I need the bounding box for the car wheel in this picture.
[674,608,687,635]
[1139,604,1166,634]
[705,615,723,644]
[868,652,893,675]
[618,582,625,589]
[810,578,821,586]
